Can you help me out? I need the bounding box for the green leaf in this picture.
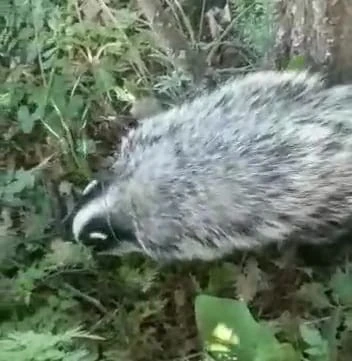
[5,169,35,195]
[17,105,35,133]
[322,307,340,361]
[296,282,331,310]
[305,347,326,356]
[28,86,47,121]
[195,294,300,361]
[50,75,68,112]
[93,67,115,94]
[299,324,324,347]
[254,342,300,361]
[329,267,352,305]
[299,324,329,361]
[286,55,306,70]
[236,257,263,302]
[26,41,39,63]
[206,262,238,294]
[67,94,84,119]
[0,328,95,361]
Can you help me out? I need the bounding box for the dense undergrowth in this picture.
[1,0,352,360]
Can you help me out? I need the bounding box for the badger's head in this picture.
[63,177,140,255]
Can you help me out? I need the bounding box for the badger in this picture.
[64,70,352,262]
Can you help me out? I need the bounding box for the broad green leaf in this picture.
[253,342,300,361]
[5,169,35,195]
[29,86,48,115]
[50,75,68,112]
[321,307,340,361]
[67,94,84,119]
[195,294,299,361]
[18,26,34,41]
[344,310,352,331]
[286,56,306,71]
[93,67,115,94]
[0,0,12,14]
[114,8,139,29]
[31,0,45,31]
[26,41,39,63]
[329,267,352,305]
[236,258,263,302]
[206,262,238,294]
[299,323,329,361]
[17,105,35,133]
[299,324,324,347]
[296,282,331,310]
[0,92,11,108]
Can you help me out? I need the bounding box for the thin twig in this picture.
[64,282,109,315]
[136,0,207,83]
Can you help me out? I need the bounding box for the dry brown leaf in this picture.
[236,257,263,302]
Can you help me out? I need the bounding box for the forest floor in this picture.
[1,1,352,361]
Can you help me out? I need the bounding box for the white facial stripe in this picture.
[89,232,108,240]
[82,179,98,195]
[72,195,110,241]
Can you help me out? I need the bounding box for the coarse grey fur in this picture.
[68,70,352,262]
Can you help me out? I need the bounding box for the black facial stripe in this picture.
[80,214,139,252]
[110,225,137,243]
[62,170,139,254]
[61,176,113,239]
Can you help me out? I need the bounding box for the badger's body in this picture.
[68,71,352,262]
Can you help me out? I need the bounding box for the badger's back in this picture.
[109,71,352,261]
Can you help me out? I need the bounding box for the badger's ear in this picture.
[82,179,99,195]
[80,170,114,198]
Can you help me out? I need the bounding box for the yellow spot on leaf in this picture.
[212,323,240,345]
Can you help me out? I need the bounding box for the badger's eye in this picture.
[89,232,108,240]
